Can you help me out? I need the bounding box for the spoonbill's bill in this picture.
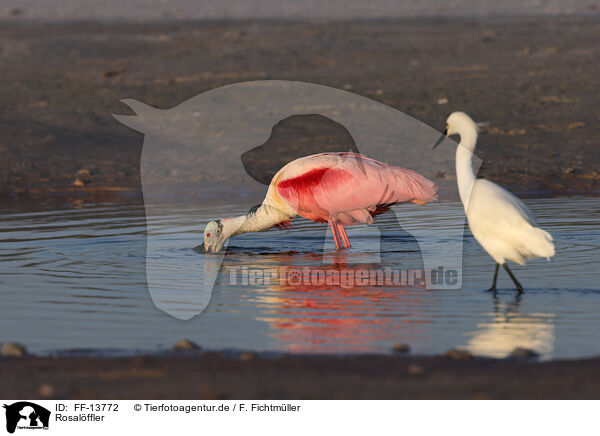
[203,152,437,252]
[433,112,555,293]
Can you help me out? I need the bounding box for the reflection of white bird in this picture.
[433,112,555,293]
[467,308,555,359]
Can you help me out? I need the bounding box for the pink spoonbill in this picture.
[202,152,437,252]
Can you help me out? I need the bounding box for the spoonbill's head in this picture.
[433,111,478,151]
[203,220,228,253]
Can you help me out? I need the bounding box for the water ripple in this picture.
[0,198,598,358]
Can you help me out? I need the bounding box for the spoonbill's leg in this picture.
[328,221,342,251]
[502,263,524,294]
[486,263,500,292]
[336,223,351,249]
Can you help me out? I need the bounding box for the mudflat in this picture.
[2,352,600,399]
[1,16,598,200]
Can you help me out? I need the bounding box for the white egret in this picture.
[433,112,555,293]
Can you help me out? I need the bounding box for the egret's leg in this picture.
[336,223,351,249]
[503,263,524,294]
[329,221,342,251]
[486,263,500,292]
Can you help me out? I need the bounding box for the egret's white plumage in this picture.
[435,112,555,292]
[466,179,554,266]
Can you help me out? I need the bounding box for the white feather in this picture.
[446,111,555,267]
[467,179,555,265]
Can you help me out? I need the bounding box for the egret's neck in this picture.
[226,203,290,237]
[455,130,478,210]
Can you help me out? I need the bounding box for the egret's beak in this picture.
[432,129,447,149]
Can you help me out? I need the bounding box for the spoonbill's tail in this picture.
[398,169,438,205]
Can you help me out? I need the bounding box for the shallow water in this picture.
[0,197,599,360]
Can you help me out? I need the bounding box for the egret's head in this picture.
[433,111,478,151]
[446,112,477,137]
[203,220,227,253]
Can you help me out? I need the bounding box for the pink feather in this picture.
[274,152,437,226]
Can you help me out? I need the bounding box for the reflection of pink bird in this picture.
[203,152,437,252]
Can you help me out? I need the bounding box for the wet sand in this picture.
[1,16,599,200]
[2,352,600,399]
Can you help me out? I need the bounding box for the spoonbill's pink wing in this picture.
[274,153,437,224]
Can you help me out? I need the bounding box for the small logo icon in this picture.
[3,402,50,434]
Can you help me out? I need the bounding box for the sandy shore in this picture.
[2,352,600,399]
[1,16,599,201]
